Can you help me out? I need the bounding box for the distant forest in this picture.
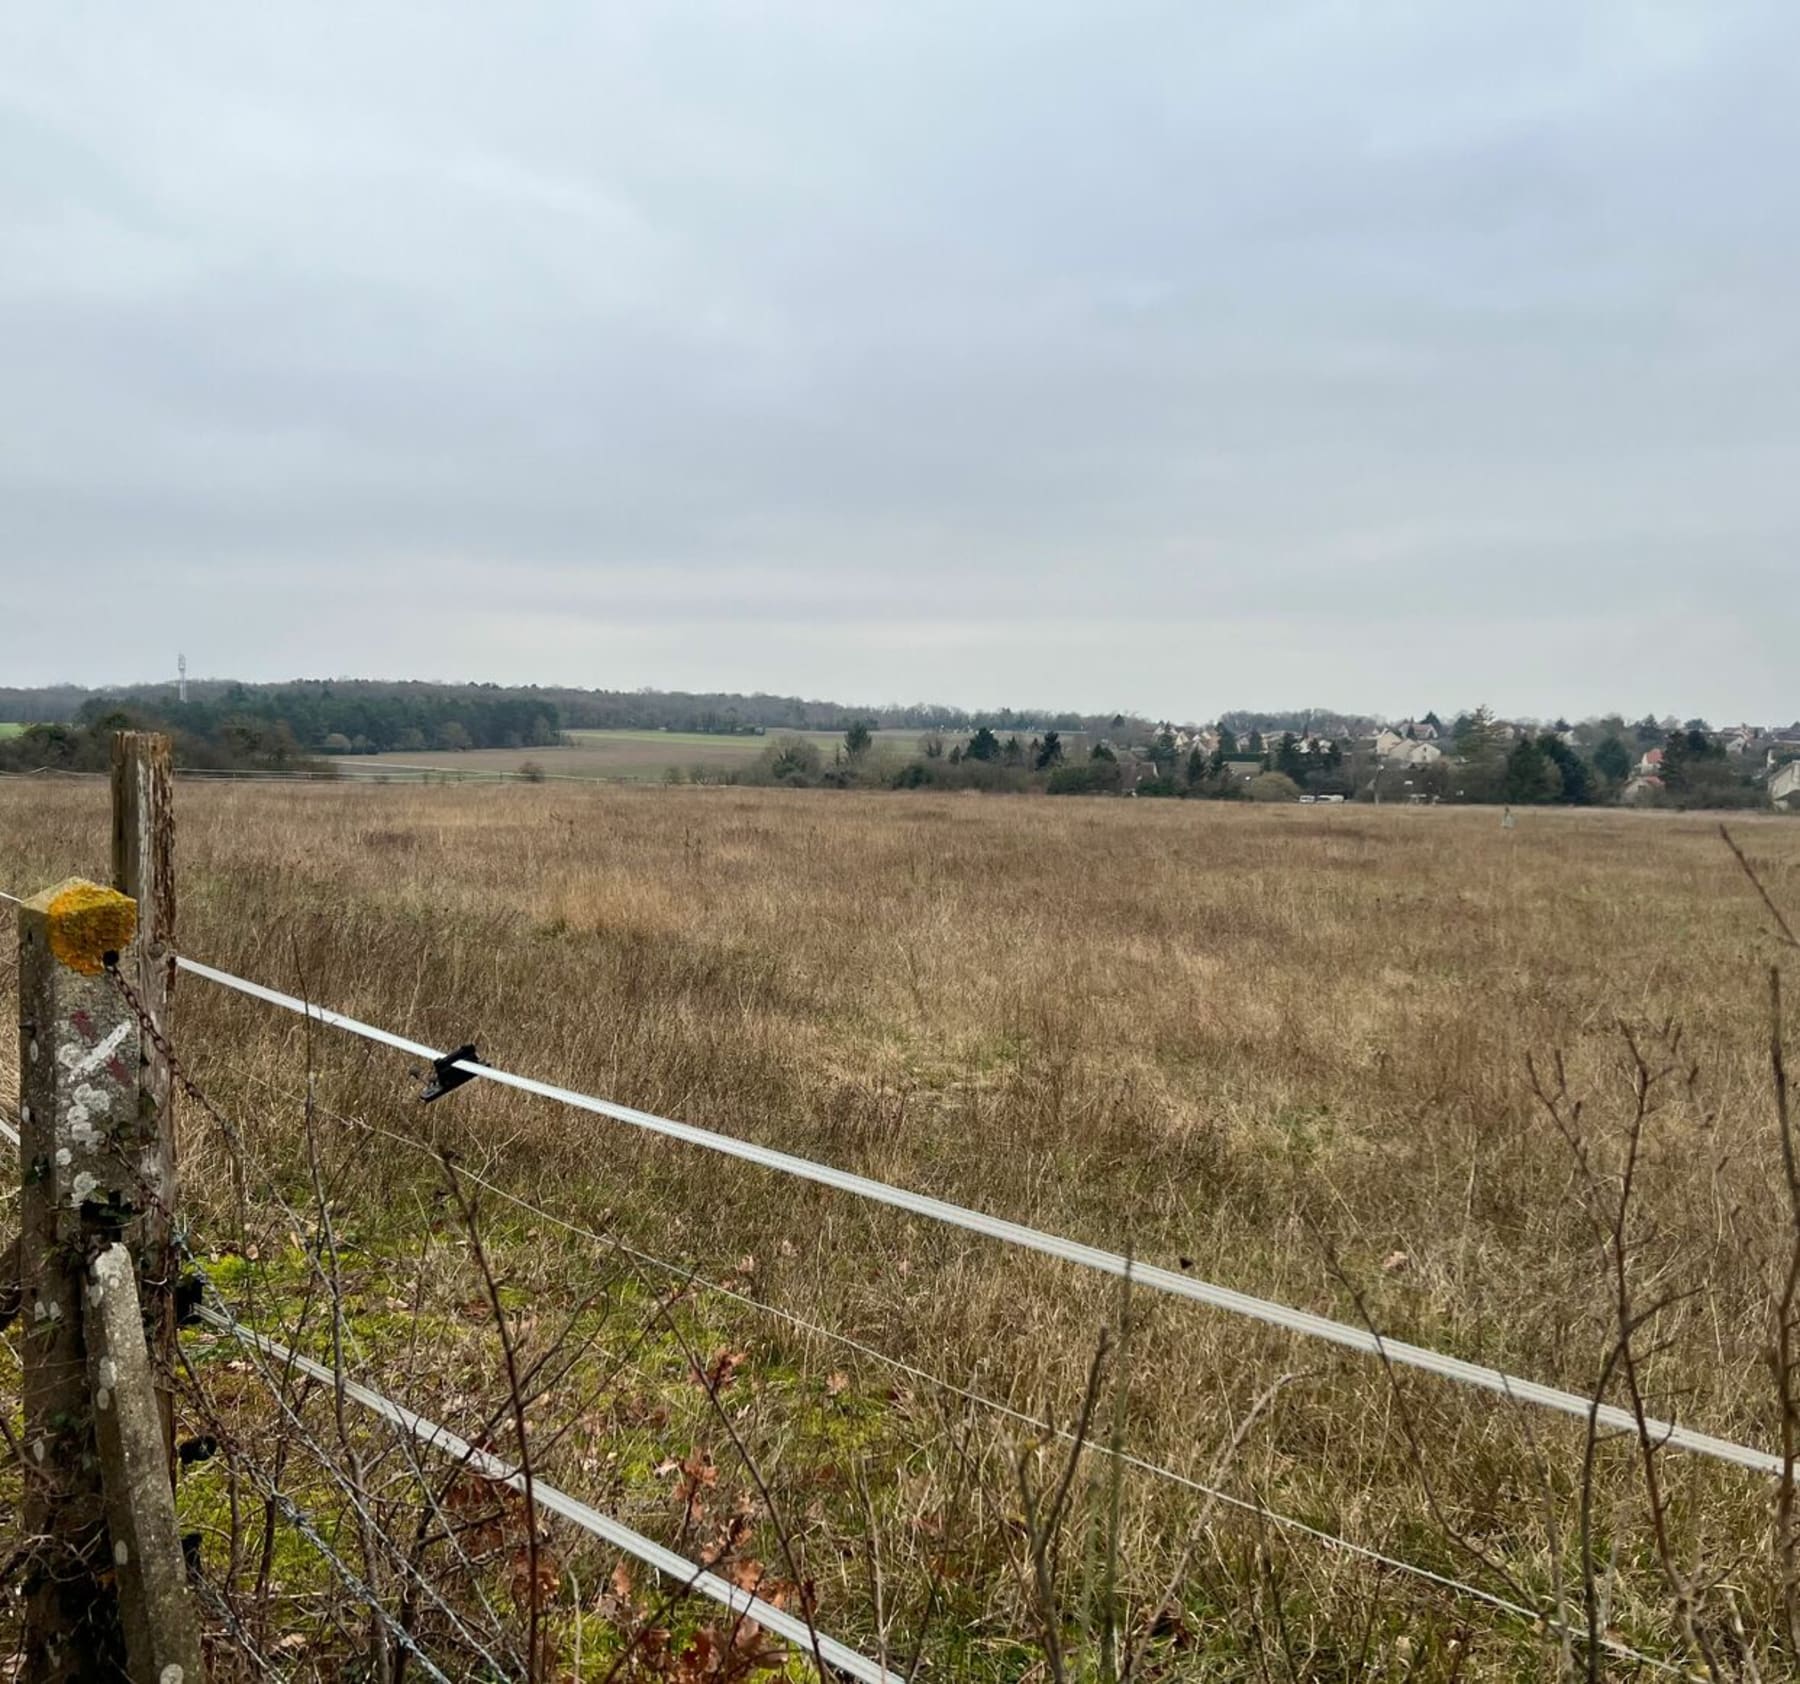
[0,679,1128,774]
[0,679,1123,751]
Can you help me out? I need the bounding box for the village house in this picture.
[1772,761,1800,811]
[1371,729,1443,767]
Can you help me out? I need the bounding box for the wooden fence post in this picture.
[17,879,202,1681]
[18,879,144,1679]
[87,1243,206,1683]
[112,729,179,1478]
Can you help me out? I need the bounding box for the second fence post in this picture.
[112,727,179,1479]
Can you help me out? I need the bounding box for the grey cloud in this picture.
[1,2,1795,720]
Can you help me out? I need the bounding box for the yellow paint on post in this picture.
[31,879,138,975]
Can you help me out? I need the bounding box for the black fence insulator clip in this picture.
[174,1272,206,1327]
[422,1044,483,1103]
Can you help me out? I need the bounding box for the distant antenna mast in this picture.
[178,653,188,704]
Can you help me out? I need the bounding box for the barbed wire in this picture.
[175,949,1784,1480]
[176,1318,520,1681]
[188,1565,277,1677]
[0,1023,899,1682]
[248,1474,457,1684]
[216,1057,1699,1681]
[0,1083,515,1678]
[197,1293,903,1683]
[0,881,1737,1677]
[150,1042,874,1682]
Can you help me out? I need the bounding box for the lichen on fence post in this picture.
[17,876,199,1680]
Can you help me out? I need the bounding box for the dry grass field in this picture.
[355,728,932,782]
[3,782,1799,1679]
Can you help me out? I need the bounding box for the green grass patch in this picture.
[567,728,771,749]
[169,1193,927,1679]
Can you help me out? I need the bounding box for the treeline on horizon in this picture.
[0,678,1127,778]
[0,682,551,773]
[0,681,1790,810]
[0,679,1118,741]
[733,707,1792,811]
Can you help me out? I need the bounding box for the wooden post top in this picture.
[22,879,138,976]
[19,878,147,1217]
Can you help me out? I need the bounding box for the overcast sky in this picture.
[2,4,1795,722]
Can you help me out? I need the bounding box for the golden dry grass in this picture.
[3,781,1799,1679]
[354,727,928,781]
